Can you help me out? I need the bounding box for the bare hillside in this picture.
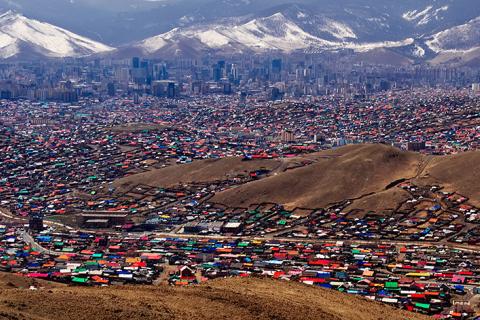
[212,144,422,209]
[0,275,429,320]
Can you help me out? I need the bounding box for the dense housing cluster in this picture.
[2,228,480,318]
[0,89,479,319]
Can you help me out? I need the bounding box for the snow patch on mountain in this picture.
[366,17,390,29]
[344,38,414,52]
[196,30,231,48]
[317,18,357,40]
[139,33,170,54]
[403,6,433,22]
[296,11,307,19]
[412,44,425,57]
[227,13,336,51]
[403,5,448,26]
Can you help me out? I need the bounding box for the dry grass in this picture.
[345,188,411,213]
[213,144,422,209]
[114,157,284,191]
[417,150,480,206]
[0,275,429,320]
[0,273,63,290]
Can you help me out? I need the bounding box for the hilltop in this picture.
[212,144,480,210]
[0,275,429,320]
[113,155,312,193]
[212,144,423,210]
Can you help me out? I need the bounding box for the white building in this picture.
[472,83,480,93]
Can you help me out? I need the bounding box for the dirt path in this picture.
[154,264,176,285]
[415,155,432,178]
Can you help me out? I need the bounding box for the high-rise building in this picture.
[152,80,177,98]
[223,82,232,95]
[472,83,480,93]
[107,82,115,96]
[272,59,282,74]
[116,67,130,83]
[213,66,223,82]
[270,87,283,101]
[167,82,176,98]
[132,57,140,69]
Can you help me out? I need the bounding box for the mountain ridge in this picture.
[0,10,113,59]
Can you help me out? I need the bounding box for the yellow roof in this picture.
[406,272,431,277]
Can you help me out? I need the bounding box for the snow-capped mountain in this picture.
[134,13,337,54]
[1,0,479,47]
[111,1,480,66]
[426,16,480,53]
[0,1,480,65]
[424,16,480,66]
[0,10,113,59]
[127,12,414,57]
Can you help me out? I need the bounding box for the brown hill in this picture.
[212,144,422,210]
[417,151,480,207]
[344,187,411,213]
[114,157,291,192]
[0,275,428,320]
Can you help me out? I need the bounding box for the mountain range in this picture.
[0,0,479,65]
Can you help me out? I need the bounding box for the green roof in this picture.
[415,303,430,310]
[385,282,398,289]
[72,277,89,283]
